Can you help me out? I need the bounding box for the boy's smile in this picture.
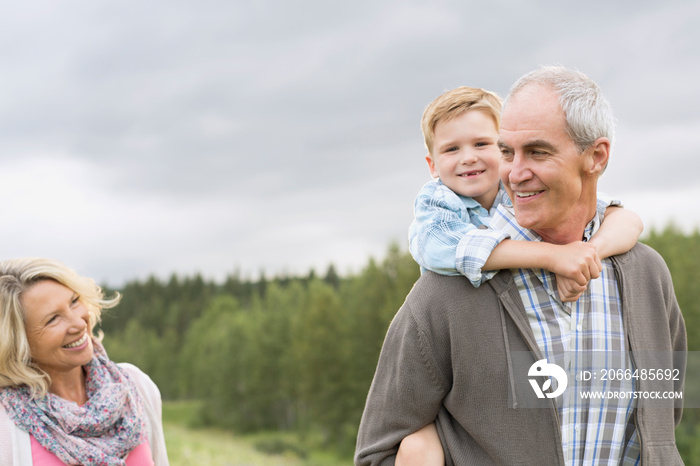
[426,110,501,210]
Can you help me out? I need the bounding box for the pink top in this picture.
[30,435,154,465]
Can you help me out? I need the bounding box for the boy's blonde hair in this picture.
[421,86,502,155]
[0,258,120,398]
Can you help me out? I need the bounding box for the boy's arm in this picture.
[482,240,602,287]
[458,200,643,301]
[409,181,508,277]
[588,206,644,258]
[479,207,643,301]
[553,206,643,301]
[480,239,602,302]
[481,206,643,302]
[455,226,602,291]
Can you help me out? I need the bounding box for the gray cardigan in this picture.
[355,243,686,465]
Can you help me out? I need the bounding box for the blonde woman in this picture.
[0,258,169,466]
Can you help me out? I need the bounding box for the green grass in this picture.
[164,422,303,465]
[162,401,351,466]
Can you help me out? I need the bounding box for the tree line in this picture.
[100,227,700,460]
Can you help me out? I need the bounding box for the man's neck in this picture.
[533,202,597,245]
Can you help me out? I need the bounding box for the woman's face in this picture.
[22,279,94,378]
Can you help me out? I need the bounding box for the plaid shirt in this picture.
[490,204,640,465]
[408,179,510,285]
[409,178,620,288]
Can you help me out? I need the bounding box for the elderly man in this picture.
[355,67,686,465]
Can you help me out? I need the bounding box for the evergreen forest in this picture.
[100,226,700,462]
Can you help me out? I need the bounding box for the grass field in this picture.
[162,401,351,466]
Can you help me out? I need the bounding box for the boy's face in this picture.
[427,110,501,209]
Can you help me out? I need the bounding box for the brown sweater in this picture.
[355,243,686,465]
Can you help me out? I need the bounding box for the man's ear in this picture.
[584,138,610,176]
[425,154,439,178]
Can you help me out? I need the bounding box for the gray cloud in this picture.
[1,0,698,285]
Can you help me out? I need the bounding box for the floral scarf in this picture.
[0,340,147,466]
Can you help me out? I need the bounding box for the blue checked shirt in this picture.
[490,204,640,466]
[409,178,619,287]
[408,179,511,285]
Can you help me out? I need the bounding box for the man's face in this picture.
[498,85,593,243]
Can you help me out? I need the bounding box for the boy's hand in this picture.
[555,274,587,302]
[549,242,602,301]
[549,241,602,282]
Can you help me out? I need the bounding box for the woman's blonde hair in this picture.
[0,258,120,397]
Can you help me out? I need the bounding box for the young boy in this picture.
[396,86,643,465]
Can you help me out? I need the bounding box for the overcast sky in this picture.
[2,0,699,286]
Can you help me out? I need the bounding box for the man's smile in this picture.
[513,190,545,200]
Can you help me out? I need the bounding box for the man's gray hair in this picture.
[504,65,616,152]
